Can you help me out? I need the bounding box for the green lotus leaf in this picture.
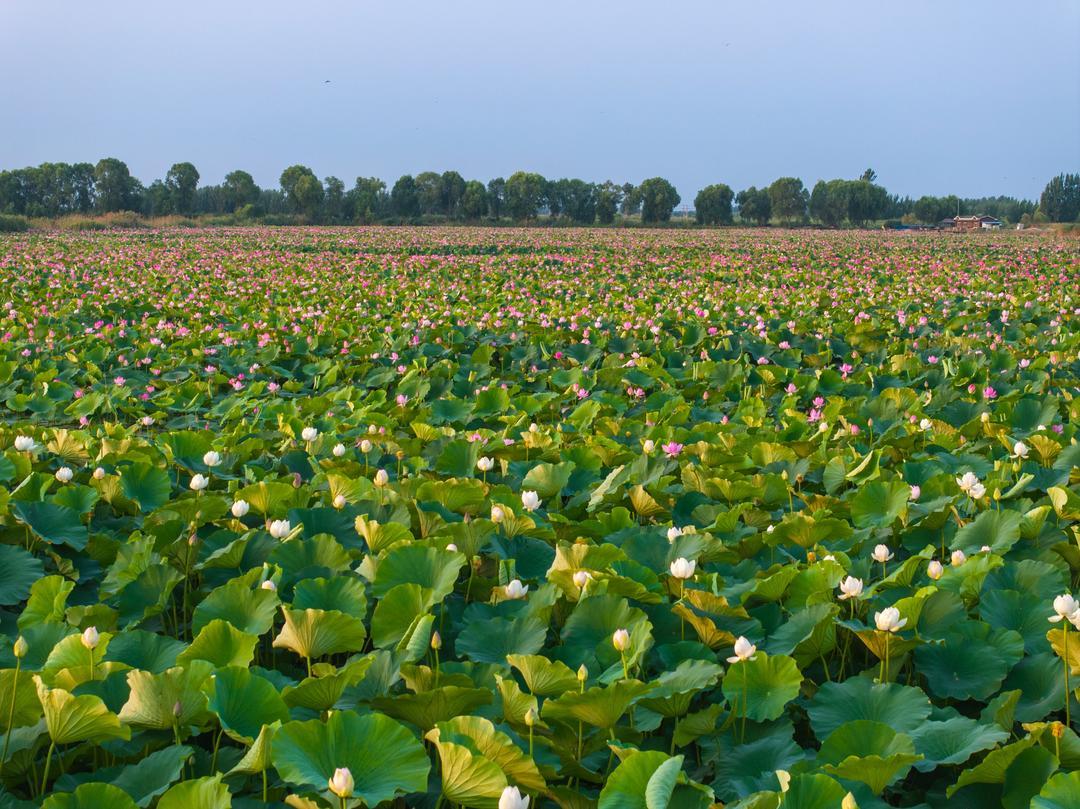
[41,783,139,809]
[371,583,435,648]
[192,578,279,636]
[229,721,278,776]
[268,534,352,584]
[281,657,372,711]
[1032,771,1080,809]
[428,715,545,793]
[807,678,931,740]
[160,430,213,470]
[206,666,289,744]
[598,750,713,809]
[272,607,367,665]
[118,660,214,730]
[711,726,802,801]
[372,544,465,602]
[849,480,909,529]
[559,594,651,671]
[915,622,1024,700]
[40,630,115,689]
[506,654,580,697]
[435,439,480,477]
[777,773,849,809]
[721,652,802,723]
[372,685,494,730]
[0,544,44,605]
[11,501,87,550]
[293,575,367,618]
[110,744,193,806]
[118,463,172,512]
[176,619,258,669]
[542,679,655,730]
[270,710,430,806]
[34,675,130,745]
[354,515,414,554]
[522,461,576,498]
[817,720,921,793]
[947,734,1039,797]
[50,483,100,515]
[103,629,187,674]
[953,508,1023,555]
[764,604,838,660]
[156,774,232,809]
[638,659,724,718]
[909,717,1009,771]
[456,616,548,664]
[428,738,507,808]
[1001,746,1057,809]
[0,669,43,729]
[234,480,300,517]
[1002,653,1076,723]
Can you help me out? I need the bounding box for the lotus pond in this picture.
[0,227,1078,808]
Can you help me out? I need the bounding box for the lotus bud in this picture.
[577,664,588,682]
[231,499,250,517]
[477,456,495,472]
[668,557,696,580]
[504,579,529,600]
[260,580,277,591]
[841,792,859,809]
[189,473,209,492]
[642,439,655,454]
[93,466,106,480]
[873,607,907,633]
[203,450,222,467]
[491,505,505,524]
[13,436,35,452]
[927,560,944,580]
[329,767,354,799]
[431,631,442,650]
[727,636,757,663]
[332,443,346,458]
[13,636,27,659]
[1052,721,1066,739]
[333,494,346,509]
[446,543,458,552]
[950,549,966,567]
[524,707,538,727]
[573,570,592,589]
[806,551,817,563]
[360,439,374,453]
[374,469,389,487]
[612,628,631,651]
[269,519,291,539]
[520,490,541,512]
[80,626,100,650]
[498,786,530,809]
[301,427,318,442]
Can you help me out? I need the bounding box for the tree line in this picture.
[0,158,1074,226]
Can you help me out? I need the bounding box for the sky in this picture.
[2,0,1078,204]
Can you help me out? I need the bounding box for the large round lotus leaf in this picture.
[371,544,465,601]
[427,715,546,794]
[103,629,187,674]
[915,622,1024,700]
[979,589,1054,653]
[807,678,931,740]
[268,534,352,585]
[207,666,289,744]
[909,717,1009,771]
[598,751,713,809]
[176,619,258,669]
[1001,746,1058,809]
[0,544,44,605]
[41,783,139,809]
[506,654,580,697]
[638,659,725,717]
[541,679,655,730]
[456,615,547,664]
[110,744,193,806]
[118,660,214,730]
[721,652,802,722]
[272,607,367,662]
[1032,771,1080,809]
[191,578,279,636]
[0,669,43,729]
[370,583,434,648]
[292,575,367,618]
[817,720,921,793]
[953,509,1022,555]
[34,675,130,745]
[270,710,430,806]
[371,685,493,731]
[849,480,909,528]
[1001,653,1076,723]
[559,593,650,670]
[711,727,803,802]
[777,773,849,809]
[10,501,88,550]
[118,463,172,512]
[156,775,231,809]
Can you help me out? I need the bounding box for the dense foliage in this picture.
[0,227,1077,808]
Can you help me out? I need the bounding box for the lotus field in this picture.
[1,226,1080,809]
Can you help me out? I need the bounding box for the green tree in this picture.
[694,183,734,225]
[767,177,808,224]
[912,195,946,224]
[223,170,259,213]
[639,177,680,223]
[441,171,466,218]
[390,175,420,219]
[144,180,172,216]
[620,183,642,215]
[845,179,889,226]
[164,162,199,214]
[460,180,488,220]
[505,171,546,221]
[1040,173,1080,222]
[595,181,622,224]
[348,177,388,223]
[94,157,140,212]
[292,174,324,219]
[487,177,505,220]
[323,176,345,222]
[736,186,771,225]
[860,168,877,183]
[414,172,443,216]
[279,165,317,212]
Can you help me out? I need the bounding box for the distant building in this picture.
[953,215,1003,230]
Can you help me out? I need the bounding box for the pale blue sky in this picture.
[2,0,1078,202]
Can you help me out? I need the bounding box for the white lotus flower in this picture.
[360,439,374,453]
[871,544,894,563]
[374,469,389,487]
[13,436,36,452]
[260,580,277,591]
[612,628,631,651]
[491,505,506,523]
[521,490,541,512]
[666,526,683,543]
[1050,594,1079,623]
[54,467,73,483]
[642,439,656,454]
[837,576,863,600]
[333,494,347,509]
[301,427,318,442]
[269,519,291,539]
[919,418,933,431]
[874,607,907,633]
[189,474,209,491]
[504,579,529,600]
[669,557,696,579]
[332,443,346,458]
[328,767,354,798]
[727,636,757,663]
[80,626,100,650]
[498,786,530,809]
[950,549,967,566]
[203,450,222,467]
[927,560,944,580]
[477,456,494,472]
[573,570,592,589]
[231,499,250,517]
[969,482,986,499]
[956,472,980,494]
[93,467,106,480]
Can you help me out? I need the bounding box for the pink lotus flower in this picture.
[662,442,683,458]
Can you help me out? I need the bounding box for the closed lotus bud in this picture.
[950,550,966,567]
[80,626,100,650]
[573,570,592,589]
[446,543,458,552]
[328,767,354,799]
[504,579,529,600]
[520,490,541,512]
[260,579,277,591]
[360,439,374,453]
[269,519,291,539]
[231,499,250,517]
[172,700,183,717]
[374,469,389,487]
[668,557,696,579]
[642,439,655,454]
[577,664,588,682]
[806,551,817,563]
[13,636,27,659]
[491,505,506,524]
[333,494,346,509]
[927,560,944,580]
[498,786,530,809]
[332,443,346,457]
[477,456,494,472]
[841,792,859,809]
[189,474,209,491]
[612,628,631,651]
[1052,721,1066,739]
[431,631,442,650]
[93,466,106,480]
[524,707,538,727]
